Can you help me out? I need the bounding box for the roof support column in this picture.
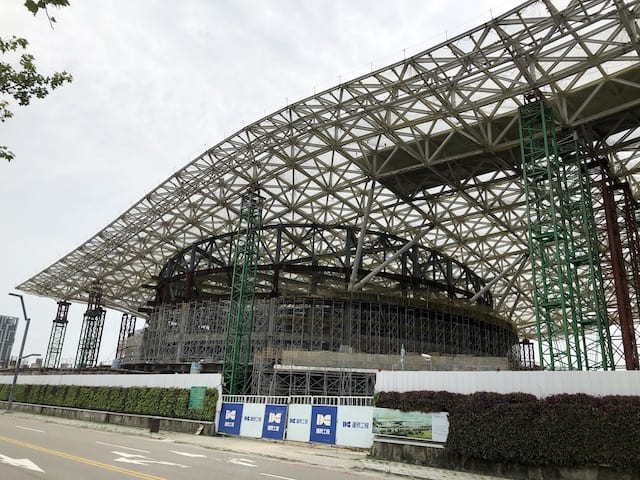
[348,181,375,292]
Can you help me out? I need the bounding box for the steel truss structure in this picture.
[44,301,70,368]
[222,190,263,394]
[519,98,614,370]
[595,162,640,369]
[17,0,640,369]
[116,313,137,361]
[155,224,492,306]
[74,283,106,368]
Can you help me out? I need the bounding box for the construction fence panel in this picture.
[217,395,374,447]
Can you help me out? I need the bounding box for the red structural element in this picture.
[620,182,640,369]
[600,161,640,370]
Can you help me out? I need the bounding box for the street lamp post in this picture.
[6,293,31,413]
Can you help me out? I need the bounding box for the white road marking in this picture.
[15,426,44,433]
[260,474,297,480]
[229,457,257,467]
[170,450,207,458]
[0,453,45,472]
[96,441,150,453]
[112,451,189,468]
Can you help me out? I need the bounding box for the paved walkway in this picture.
[162,431,508,480]
[6,411,508,480]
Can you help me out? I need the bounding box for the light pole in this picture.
[6,293,31,413]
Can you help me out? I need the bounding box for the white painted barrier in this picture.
[0,373,222,389]
[375,370,640,397]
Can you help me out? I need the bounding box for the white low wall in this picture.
[375,370,640,397]
[0,373,222,389]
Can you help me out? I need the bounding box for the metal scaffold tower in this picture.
[222,187,264,394]
[518,94,614,370]
[44,301,70,368]
[74,282,107,368]
[116,313,136,361]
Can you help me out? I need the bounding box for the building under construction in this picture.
[128,223,517,395]
[17,0,640,394]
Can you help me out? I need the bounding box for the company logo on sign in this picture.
[269,412,282,423]
[316,414,332,426]
[342,420,370,429]
[262,404,288,440]
[289,417,308,424]
[225,410,236,420]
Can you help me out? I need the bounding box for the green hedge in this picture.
[0,383,218,420]
[375,390,640,472]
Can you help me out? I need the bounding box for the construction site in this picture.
[14,0,640,395]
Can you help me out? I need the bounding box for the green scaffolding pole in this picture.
[222,189,263,394]
[518,97,614,370]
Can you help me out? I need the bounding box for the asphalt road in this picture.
[0,414,376,480]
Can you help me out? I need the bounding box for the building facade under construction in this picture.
[122,224,517,395]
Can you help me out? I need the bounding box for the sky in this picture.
[1,0,525,366]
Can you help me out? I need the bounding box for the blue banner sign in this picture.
[309,405,337,444]
[218,403,243,435]
[262,404,288,440]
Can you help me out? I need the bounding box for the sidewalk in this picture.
[8,411,508,480]
[163,431,508,480]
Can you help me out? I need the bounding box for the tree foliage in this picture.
[1,0,72,161]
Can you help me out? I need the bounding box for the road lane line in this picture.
[16,426,45,433]
[96,441,150,453]
[0,435,165,480]
[260,473,297,480]
[170,450,207,458]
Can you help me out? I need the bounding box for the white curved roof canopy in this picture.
[19,0,640,338]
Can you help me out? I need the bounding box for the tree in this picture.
[1,0,72,161]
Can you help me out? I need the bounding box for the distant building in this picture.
[0,316,18,369]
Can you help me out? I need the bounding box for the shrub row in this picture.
[0,383,218,421]
[375,390,640,472]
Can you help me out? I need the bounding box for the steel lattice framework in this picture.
[17,0,640,347]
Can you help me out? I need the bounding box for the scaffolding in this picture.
[139,295,518,395]
[518,97,614,370]
[44,301,70,368]
[116,313,137,361]
[222,189,264,394]
[74,282,106,368]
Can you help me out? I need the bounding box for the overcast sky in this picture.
[1,0,524,365]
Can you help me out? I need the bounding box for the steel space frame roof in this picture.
[18,0,640,338]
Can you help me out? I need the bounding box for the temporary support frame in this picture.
[74,282,106,368]
[597,160,640,369]
[222,188,264,394]
[518,96,614,370]
[44,300,70,368]
[116,313,137,361]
